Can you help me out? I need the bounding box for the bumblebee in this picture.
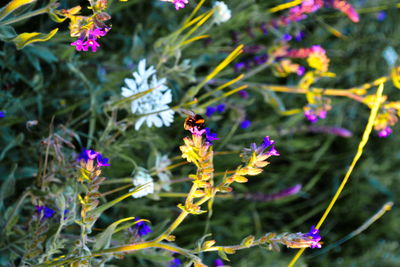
[182,110,206,131]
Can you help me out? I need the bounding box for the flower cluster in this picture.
[279,0,359,25]
[234,54,269,73]
[364,96,399,138]
[0,111,5,118]
[121,59,174,130]
[273,59,305,77]
[374,108,398,138]
[303,92,332,123]
[286,45,326,59]
[206,104,226,117]
[78,148,110,167]
[213,1,231,25]
[328,0,359,23]
[271,226,322,249]
[61,3,112,52]
[77,148,109,182]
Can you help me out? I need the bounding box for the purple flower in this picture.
[378,126,392,138]
[206,106,217,117]
[135,218,152,237]
[71,39,88,52]
[85,39,100,52]
[260,23,268,35]
[91,28,109,38]
[169,258,181,267]
[214,259,224,266]
[36,206,55,219]
[283,33,292,41]
[234,62,246,72]
[0,111,5,118]
[295,31,305,41]
[376,11,387,21]
[173,0,188,10]
[251,136,280,156]
[77,148,110,167]
[240,120,251,129]
[305,225,322,249]
[237,90,249,99]
[304,109,318,123]
[97,154,110,167]
[189,126,206,136]
[297,66,305,76]
[216,104,226,113]
[205,127,219,143]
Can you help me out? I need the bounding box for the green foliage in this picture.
[1,0,400,266]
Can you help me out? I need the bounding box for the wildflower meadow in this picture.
[0,0,399,266]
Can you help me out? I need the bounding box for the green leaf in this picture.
[0,0,37,21]
[0,25,16,40]
[0,164,17,211]
[93,217,135,251]
[217,248,230,262]
[12,28,58,50]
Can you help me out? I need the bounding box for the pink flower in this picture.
[173,0,188,10]
[85,39,101,52]
[71,39,88,51]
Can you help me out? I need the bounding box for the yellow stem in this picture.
[288,83,385,267]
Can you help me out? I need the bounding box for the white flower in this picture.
[213,1,231,25]
[121,59,175,130]
[130,167,154,198]
[154,154,172,191]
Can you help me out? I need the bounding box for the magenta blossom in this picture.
[173,0,188,10]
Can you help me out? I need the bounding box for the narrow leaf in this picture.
[0,0,36,21]
[12,28,58,49]
[93,217,135,251]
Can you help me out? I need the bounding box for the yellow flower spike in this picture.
[268,0,302,13]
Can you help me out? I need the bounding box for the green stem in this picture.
[0,6,50,26]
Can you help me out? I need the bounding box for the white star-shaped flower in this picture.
[121,59,175,130]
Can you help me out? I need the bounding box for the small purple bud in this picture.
[295,31,305,41]
[36,206,55,219]
[206,106,217,117]
[214,259,224,266]
[240,120,251,129]
[283,33,292,41]
[238,90,249,99]
[378,127,392,138]
[216,104,226,113]
[376,11,387,21]
[169,258,182,267]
